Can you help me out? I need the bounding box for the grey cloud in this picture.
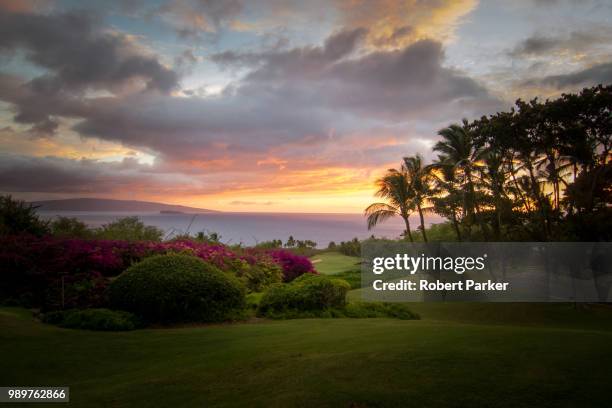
[524,62,612,88]
[193,0,243,28]
[0,73,93,133]
[510,36,560,56]
[509,30,612,57]
[1,24,502,183]
[175,49,199,67]
[74,36,501,161]
[321,27,368,61]
[160,0,244,38]
[0,11,178,93]
[211,27,366,70]
[216,35,499,117]
[0,10,179,133]
[252,38,499,119]
[0,154,155,193]
[72,91,335,160]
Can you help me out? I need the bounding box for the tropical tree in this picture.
[364,168,415,242]
[477,149,510,239]
[366,84,612,243]
[0,195,50,237]
[402,154,433,241]
[428,158,463,241]
[434,120,485,238]
[95,216,163,242]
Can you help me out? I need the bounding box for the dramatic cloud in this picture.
[2,1,608,211]
[211,27,367,69]
[0,9,179,133]
[71,33,499,165]
[215,34,499,118]
[335,0,477,48]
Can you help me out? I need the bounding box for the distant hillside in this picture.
[31,198,218,213]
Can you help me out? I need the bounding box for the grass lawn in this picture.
[3,305,612,407]
[310,252,360,275]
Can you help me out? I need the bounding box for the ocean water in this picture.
[38,211,443,248]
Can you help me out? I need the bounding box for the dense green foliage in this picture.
[366,85,612,242]
[258,274,350,317]
[41,308,140,331]
[412,221,462,242]
[230,258,283,292]
[0,196,49,237]
[171,231,223,244]
[50,216,92,238]
[108,254,246,323]
[328,269,360,289]
[95,216,163,242]
[333,237,361,256]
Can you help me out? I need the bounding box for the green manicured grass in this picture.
[311,252,360,275]
[2,305,612,407]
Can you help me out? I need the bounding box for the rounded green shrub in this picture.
[230,258,283,292]
[108,254,246,323]
[41,308,140,331]
[257,274,350,317]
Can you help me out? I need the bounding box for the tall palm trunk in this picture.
[464,168,476,239]
[402,214,414,242]
[509,158,530,212]
[494,196,502,240]
[546,151,560,210]
[450,209,462,241]
[525,159,549,239]
[416,203,427,242]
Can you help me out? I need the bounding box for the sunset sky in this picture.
[1,0,611,213]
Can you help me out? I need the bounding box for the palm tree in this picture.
[402,154,433,242]
[435,120,485,238]
[478,149,508,240]
[364,168,415,242]
[428,157,463,241]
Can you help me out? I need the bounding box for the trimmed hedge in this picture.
[108,254,246,323]
[257,274,350,317]
[42,308,141,331]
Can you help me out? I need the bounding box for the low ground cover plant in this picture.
[108,254,246,323]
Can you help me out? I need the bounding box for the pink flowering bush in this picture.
[0,235,315,309]
[268,249,317,282]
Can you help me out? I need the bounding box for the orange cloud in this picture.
[336,0,478,49]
